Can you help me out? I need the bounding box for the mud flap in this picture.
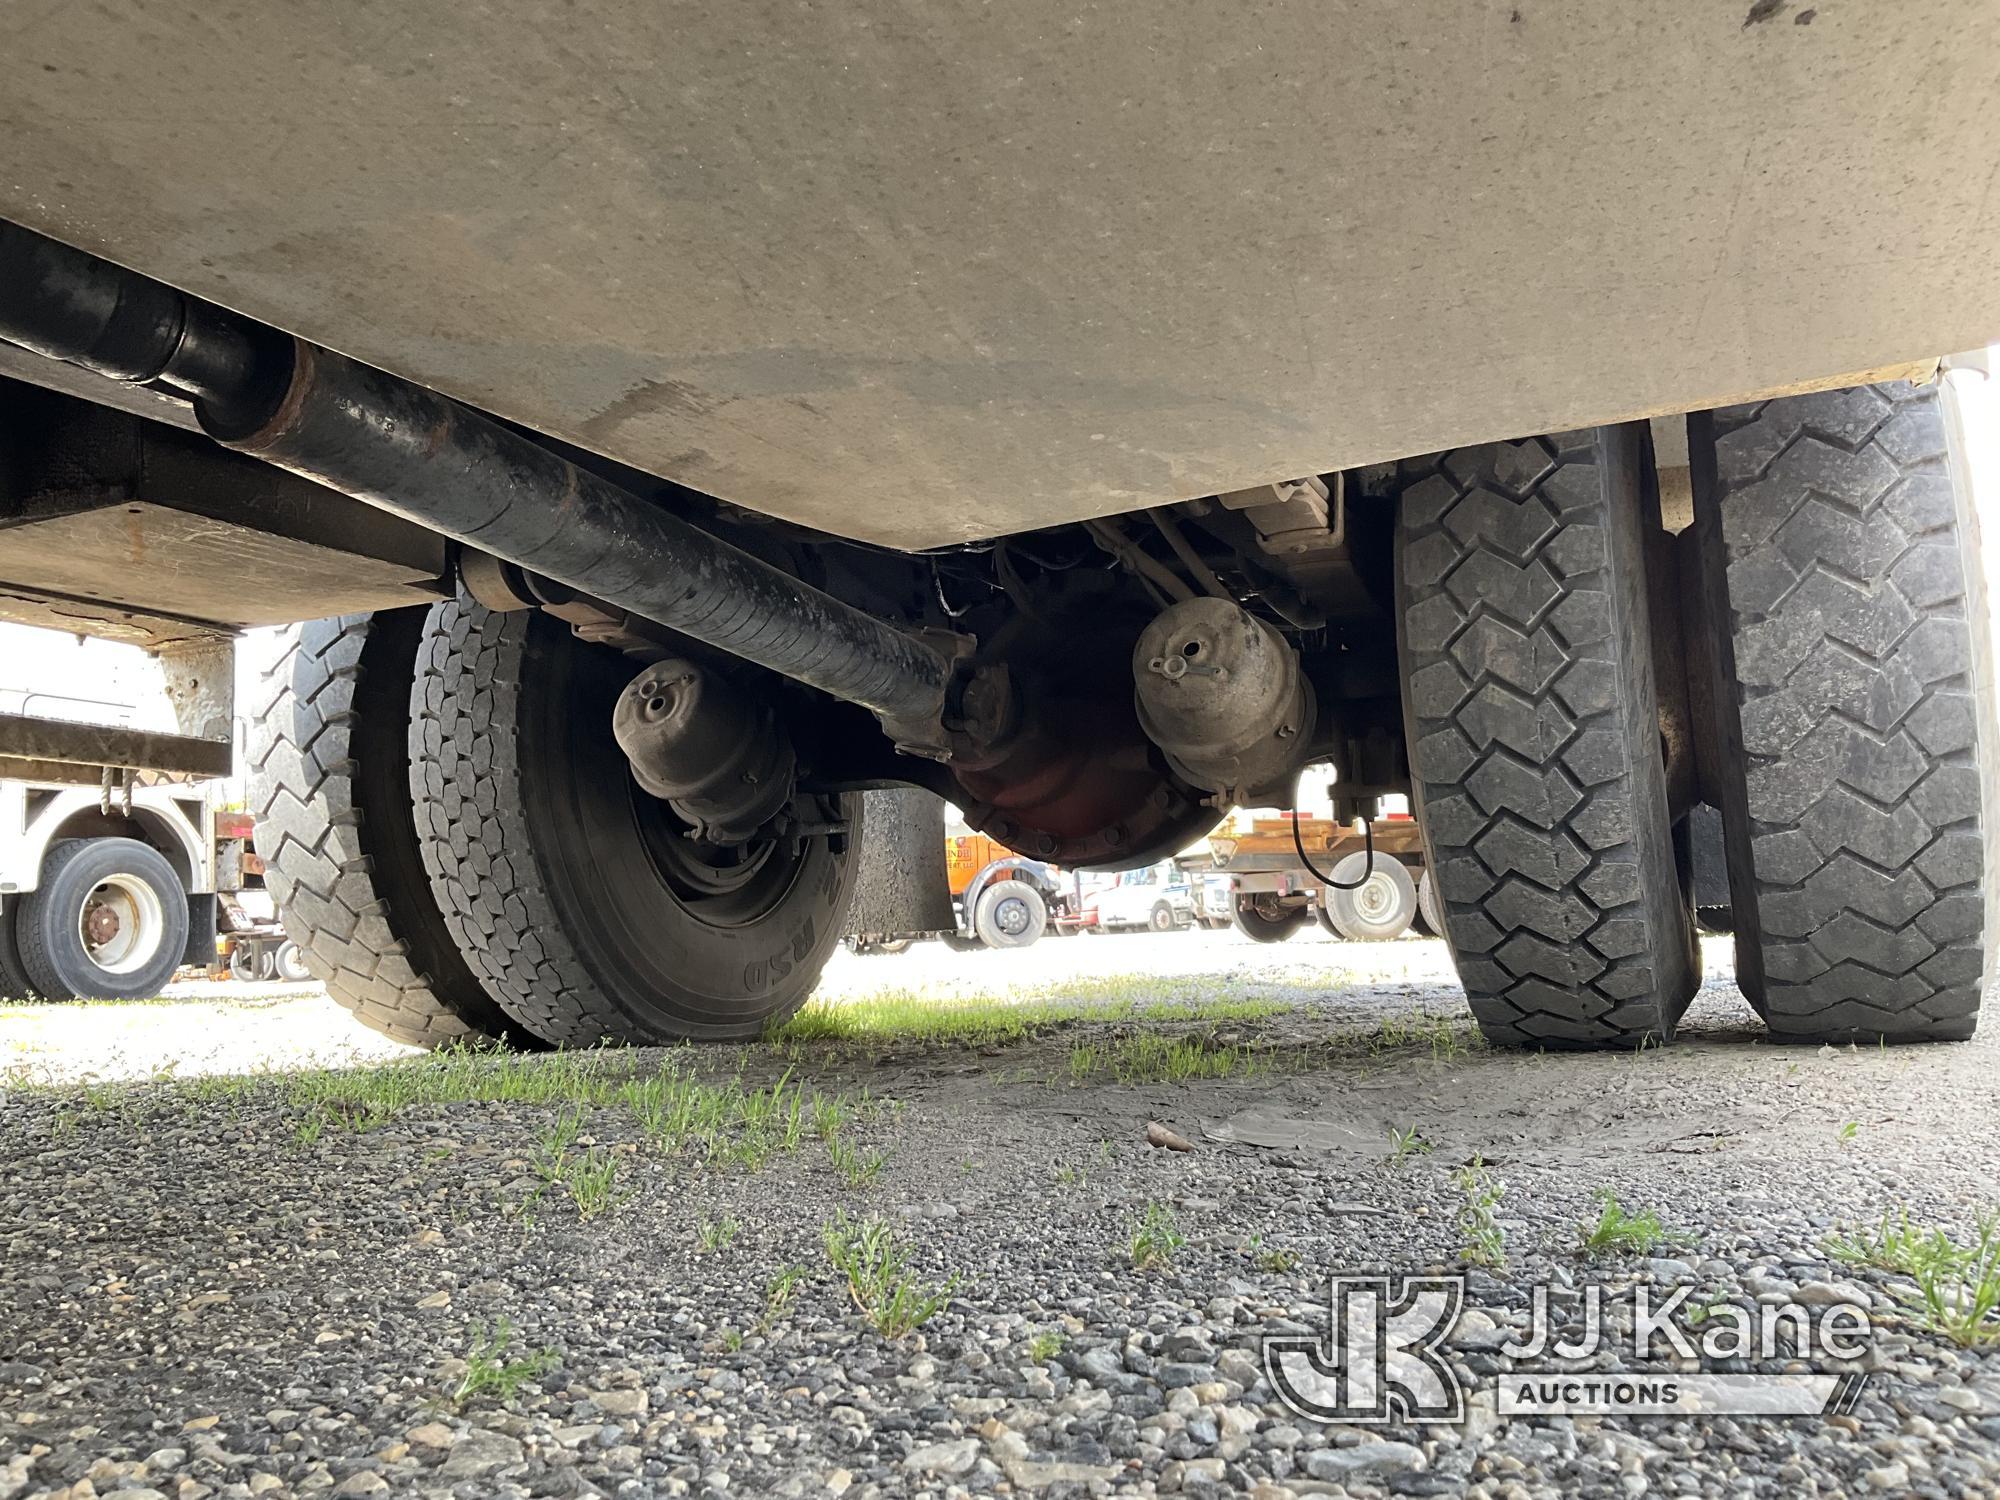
[843,788,956,939]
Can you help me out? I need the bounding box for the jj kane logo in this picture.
[1265,1275,1871,1423]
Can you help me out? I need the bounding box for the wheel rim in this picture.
[636,809,797,921]
[558,648,819,933]
[76,875,166,976]
[503,611,858,1036]
[1353,872,1400,926]
[993,895,1031,936]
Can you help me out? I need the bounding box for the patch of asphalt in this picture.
[2,936,1998,1498]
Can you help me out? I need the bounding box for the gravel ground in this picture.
[4,929,1999,1499]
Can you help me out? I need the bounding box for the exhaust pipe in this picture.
[0,221,956,741]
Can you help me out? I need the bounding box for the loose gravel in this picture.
[4,930,1999,1499]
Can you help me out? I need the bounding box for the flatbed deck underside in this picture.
[4,0,1999,547]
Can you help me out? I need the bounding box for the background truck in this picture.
[0,626,224,1001]
[845,813,1072,952]
[1202,811,1434,944]
[211,808,312,984]
[940,823,1069,950]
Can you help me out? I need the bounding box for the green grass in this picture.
[826,1134,889,1188]
[451,1319,558,1408]
[516,1110,630,1221]
[1130,1200,1187,1271]
[1247,1234,1298,1273]
[1454,1157,1506,1269]
[1389,1124,1433,1163]
[1579,1191,1687,1257]
[696,1216,741,1254]
[1827,1208,2000,1348]
[1365,1011,1473,1061]
[617,1065,820,1168]
[821,1211,958,1338]
[1026,1330,1064,1362]
[287,1046,614,1132]
[559,1148,628,1220]
[769,981,1292,1050]
[812,1094,849,1141]
[761,1264,809,1329]
[1066,1033,1261,1085]
[281,1046,864,1183]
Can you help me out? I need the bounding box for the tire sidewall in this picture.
[525,616,859,1031]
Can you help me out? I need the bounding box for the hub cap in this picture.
[1353,872,1399,925]
[78,875,166,976]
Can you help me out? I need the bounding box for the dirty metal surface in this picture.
[843,789,956,938]
[2,2,1997,548]
[0,713,234,782]
[0,503,447,629]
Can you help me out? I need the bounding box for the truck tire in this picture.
[275,939,313,982]
[975,879,1048,948]
[16,837,188,1000]
[249,611,511,1048]
[1415,868,1444,936]
[227,943,260,984]
[1689,381,1993,1041]
[410,598,861,1044]
[1148,900,1179,932]
[1318,852,1417,942]
[0,901,38,1000]
[1233,895,1307,943]
[1398,424,1698,1046]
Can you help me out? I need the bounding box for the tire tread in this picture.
[1398,428,1697,1046]
[1692,381,1989,1041]
[247,613,506,1048]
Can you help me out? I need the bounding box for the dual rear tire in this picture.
[255,600,860,1047]
[1400,383,1993,1046]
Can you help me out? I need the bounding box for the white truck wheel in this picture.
[17,837,188,1001]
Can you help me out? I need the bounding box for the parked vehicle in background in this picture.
[1082,861,1196,933]
[1204,811,1432,944]
[942,822,1072,949]
[1190,870,1236,931]
[0,627,222,1000]
[846,814,1074,954]
[210,809,311,983]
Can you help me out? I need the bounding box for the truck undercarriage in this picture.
[1,1,1996,1048]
